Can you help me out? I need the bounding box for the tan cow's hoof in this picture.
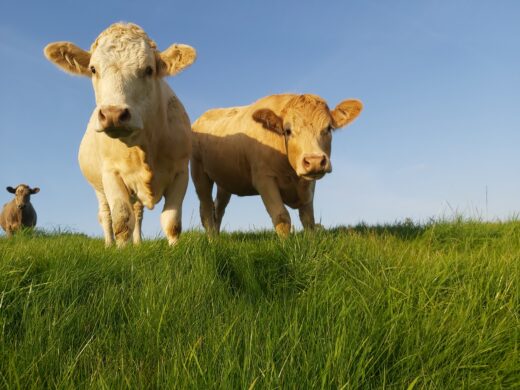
[275,222,291,238]
[167,236,179,246]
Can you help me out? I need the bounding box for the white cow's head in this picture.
[253,94,362,180]
[44,23,196,142]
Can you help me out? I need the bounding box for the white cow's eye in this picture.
[145,66,153,77]
[284,128,292,136]
[90,66,96,74]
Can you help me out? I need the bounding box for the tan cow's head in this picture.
[44,23,196,142]
[7,184,39,209]
[253,94,362,180]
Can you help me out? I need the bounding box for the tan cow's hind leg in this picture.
[133,201,144,244]
[102,173,134,248]
[191,158,216,235]
[95,190,114,246]
[214,186,231,234]
[255,177,291,238]
[161,170,188,245]
[299,202,316,230]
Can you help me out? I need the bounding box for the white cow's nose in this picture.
[98,106,131,129]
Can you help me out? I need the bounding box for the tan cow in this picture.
[0,184,39,237]
[44,23,196,246]
[191,94,362,237]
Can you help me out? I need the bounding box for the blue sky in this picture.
[1,1,519,237]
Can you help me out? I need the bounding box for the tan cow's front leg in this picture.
[255,177,291,237]
[102,173,134,248]
[5,227,14,238]
[161,170,188,245]
[133,201,144,244]
[299,202,316,230]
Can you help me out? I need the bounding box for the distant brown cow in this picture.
[191,93,363,237]
[0,184,40,237]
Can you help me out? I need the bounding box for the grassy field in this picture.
[0,220,518,389]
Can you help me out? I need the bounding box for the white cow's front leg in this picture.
[255,176,291,238]
[161,170,189,245]
[95,190,114,246]
[133,201,144,244]
[102,173,134,248]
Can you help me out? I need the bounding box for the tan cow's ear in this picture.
[6,186,15,194]
[331,99,363,129]
[30,187,40,195]
[44,42,91,77]
[157,44,196,77]
[252,109,284,135]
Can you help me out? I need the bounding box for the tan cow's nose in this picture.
[98,106,131,129]
[302,154,328,173]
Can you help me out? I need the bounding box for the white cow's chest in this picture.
[118,161,164,209]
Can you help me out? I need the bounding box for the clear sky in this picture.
[1,1,519,237]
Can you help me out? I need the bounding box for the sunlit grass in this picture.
[0,220,518,388]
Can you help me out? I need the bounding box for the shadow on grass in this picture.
[214,221,430,242]
[329,219,428,241]
[219,230,277,242]
[212,243,305,301]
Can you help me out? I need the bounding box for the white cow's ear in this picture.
[157,44,196,77]
[252,109,284,135]
[6,186,15,194]
[44,42,91,77]
[331,99,363,129]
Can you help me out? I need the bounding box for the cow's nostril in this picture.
[98,110,106,122]
[320,156,327,168]
[119,108,131,122]
[303,158,311,168]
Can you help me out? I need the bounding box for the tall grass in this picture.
[0,220,518,388]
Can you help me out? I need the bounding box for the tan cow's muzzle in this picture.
[300,153,332,180]
[96,105,135,139]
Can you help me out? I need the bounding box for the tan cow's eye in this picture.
[90,66,96,74]
[145,66,153,77]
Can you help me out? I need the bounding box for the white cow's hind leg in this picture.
[133,201,144,244]
[161,170,189,245]
[95,190,114,246]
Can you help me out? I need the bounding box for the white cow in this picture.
[44,23,196,246]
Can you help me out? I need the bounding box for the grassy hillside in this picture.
[0,221,518,388]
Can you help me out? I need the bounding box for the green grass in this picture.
[0,220,518,389]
